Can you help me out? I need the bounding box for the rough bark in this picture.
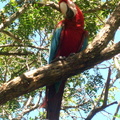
[0,2,120,105]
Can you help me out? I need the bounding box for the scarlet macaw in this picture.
[46,0,88,119]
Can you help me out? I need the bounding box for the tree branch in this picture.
[1,30,22,43]
[0,52,34,56]
[112,101,120,120]
[35,1,60,11]
[62,101,89,110]
[85,101,118,120]
[87,1,120,54]
[103,68,111,106]
[15,95,40,120]
[0,44,48,50]
[83,5,111,13]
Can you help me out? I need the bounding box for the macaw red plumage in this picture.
[45,0,88,119]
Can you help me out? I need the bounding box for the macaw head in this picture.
[59,0,77,19]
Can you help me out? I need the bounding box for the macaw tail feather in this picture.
[46,79,66,120]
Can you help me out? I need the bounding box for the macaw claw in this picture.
[51,56,66,63]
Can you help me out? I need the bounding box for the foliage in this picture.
[0,0,120,119]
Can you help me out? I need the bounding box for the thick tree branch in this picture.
[87,1,120,54]
[100,42,120,60]
[0,1,120,106]
[0,42,119,105]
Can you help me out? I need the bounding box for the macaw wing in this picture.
[49,24,63,63]
[79,30,89,52]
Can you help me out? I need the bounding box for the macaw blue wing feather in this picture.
[49,25,63,64]
[79,30,88,52]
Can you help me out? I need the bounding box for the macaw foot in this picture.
[51,56,66,63]
[69,53,76,57]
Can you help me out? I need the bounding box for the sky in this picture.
[0,0,120,120]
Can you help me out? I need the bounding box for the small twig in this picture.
[13,95,40,120]
[1,30,22,43]
[0,44,48,50]
[0,52,34,56]
[62,101,90,110]
[34,1,60,11]
[94,13,105,25]
[24,95,33,108]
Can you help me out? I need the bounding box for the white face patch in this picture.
[60,2,68,16]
